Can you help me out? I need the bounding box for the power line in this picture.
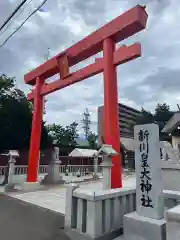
[0,0,49,49]
[0,0,34,38]
[0,0,29,32]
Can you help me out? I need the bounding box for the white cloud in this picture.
[1,0,180,135]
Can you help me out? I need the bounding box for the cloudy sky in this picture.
[0,0,180,135]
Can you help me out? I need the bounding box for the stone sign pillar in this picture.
[123,124,166,240]
[135,124,164,219]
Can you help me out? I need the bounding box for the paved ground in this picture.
[114,237,124,239]
[0,173,101,185]
[0,194,71,240]
[8,174,136,214]
[0,173,136,240]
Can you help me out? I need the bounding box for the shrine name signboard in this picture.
[134,123,164,220]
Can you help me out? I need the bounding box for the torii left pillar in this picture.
[26,77,44,182]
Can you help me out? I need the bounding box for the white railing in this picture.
[97,165,103,175]
[65,187,180,239]
[59,165,66,173]
[65,185,136,239]
[14,165,28,175]
[38,165,49,174]
[62,165,103,177]
[0,164,102,177]
[63,165,94,176]
[0,165,49,176]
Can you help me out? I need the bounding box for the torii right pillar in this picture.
[103,38,122,188]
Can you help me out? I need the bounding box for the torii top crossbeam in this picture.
[25,5,147,95]
[24,5,148,188]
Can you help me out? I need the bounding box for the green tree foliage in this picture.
[134,103,180,141]
[0,74,50,152]
[154,103,173,130]
[47,122,79,146]
[135,107,154,125]
[87,132,98,149]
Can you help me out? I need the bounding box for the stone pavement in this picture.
[0,173,97,185]
[0,174,136,240]
[7,175,136,215]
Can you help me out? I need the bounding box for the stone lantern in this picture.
[96,144,118,189]
[3,150,19,192]
[42,140,64,184]
[8,150,19,184]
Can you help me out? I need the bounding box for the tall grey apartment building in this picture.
[98,103,141,145]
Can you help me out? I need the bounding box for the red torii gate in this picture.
[25,5,148,188]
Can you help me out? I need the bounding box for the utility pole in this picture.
[81,108,91,139]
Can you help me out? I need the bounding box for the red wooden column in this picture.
[26,77,44,182]
[103,38,122,189]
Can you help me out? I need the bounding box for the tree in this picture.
[154,103,174,140]
[0,74,50,152]
[154,103,173,130]
[135,108,154,125]
[0,74,14,96]
[133,103,180,141]
[47,122,79,146]
[87,132,98,149]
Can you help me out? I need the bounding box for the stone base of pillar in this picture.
[42,174,64,185]
[41,162,64,185]
[4,183,16,193]
[92,174,99,180]
[65,227,123,240]
[20,182,44,192]
[166,204,180,240]
[4,182,44,193]
[123,211,166,240]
